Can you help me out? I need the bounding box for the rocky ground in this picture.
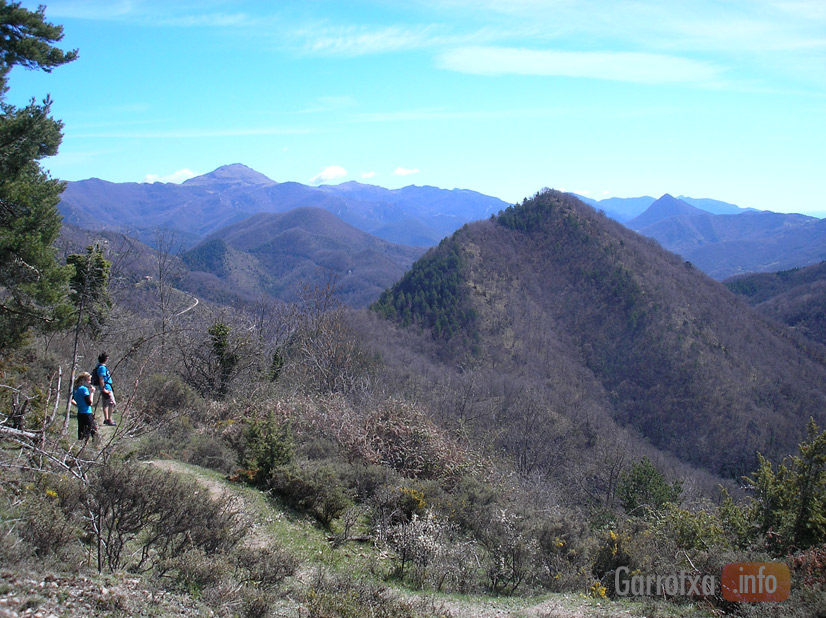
[0,570,214,618]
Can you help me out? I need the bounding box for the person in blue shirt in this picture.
[72,372,97,440]
[95,352,116,426]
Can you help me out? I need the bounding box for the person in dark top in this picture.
[95,352,116,426]
[72,372,97,440]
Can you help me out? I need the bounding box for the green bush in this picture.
[617,457,682,518]
[19,492,78,559]
[651,503,728,552]
[744,418,826,554]
[536,513,593,591]
[592,529,634,596]
[139,373,198,420]
[242,413,294,486]
[267,461,352,529]
[187,432,238,474]
[161,547,233,596]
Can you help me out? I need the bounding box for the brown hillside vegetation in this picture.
[182,208,425,308]
[374,189,826,477]
[726,261,826,347]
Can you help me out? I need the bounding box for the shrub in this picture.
[744,418,826,554]
[651,503,728,552]
[235,545,298,590]
[19,491,78,560]
[302,570,449,618]
[345,399,466,480]
[161,547,232,595]
[139,373,198,420]
[617,457,682,518]
[187,432,238,474]
[87,461,245,572]
[536,513,593,591]
[133,415,198,461]
[477,508,536,595]
[267,461,352,529]
[592,529,633,596]
[242,413,294,486]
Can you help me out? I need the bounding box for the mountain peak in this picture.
[183,163,277,187]
[627,193,706,230]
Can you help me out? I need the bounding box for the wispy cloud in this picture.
[47,0,256,27]
[361,171,376,179]
[310,165,347,185]
[144,168,198,184]
[438,46,723,85]
[394,167,420,176]
[296,22,504,57]
[69,127,313,139]
[303,25,438,56]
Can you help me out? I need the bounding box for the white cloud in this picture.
[298,23,500,57]
[143,168,198,184]
[361,171,376,179]
[394,167,420,176]
[310,165,348,184]
[303,25,438,56]
[437,46,722,85]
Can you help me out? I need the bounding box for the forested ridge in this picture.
[373,189,826,477]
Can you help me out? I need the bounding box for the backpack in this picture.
[91,363,103,389]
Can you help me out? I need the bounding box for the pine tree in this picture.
[0,1,77,355]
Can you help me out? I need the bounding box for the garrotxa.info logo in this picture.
[721,562,790,602]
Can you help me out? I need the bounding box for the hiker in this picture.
[95,352,116,426]
[72,372,97,440]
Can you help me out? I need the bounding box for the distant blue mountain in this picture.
[627,194,707,230]
[58,164,511,249]
[676,196,752,215]
[573,194,656,221]
[575,193,753,221]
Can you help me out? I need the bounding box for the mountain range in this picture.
[57,169,826,480]
[575,193,753,221]
[625,194,826,278]
[58,164,509,249]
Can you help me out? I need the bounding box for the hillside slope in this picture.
[726,261,826,347]
[374,190,826,476]
[182,207,425,307]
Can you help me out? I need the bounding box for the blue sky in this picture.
[8,0,826,214]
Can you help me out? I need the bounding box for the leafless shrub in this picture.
[86,461,245,572]
[341,399,467,481]
[235,545,297,590]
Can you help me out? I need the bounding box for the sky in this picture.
[7,0,826,215]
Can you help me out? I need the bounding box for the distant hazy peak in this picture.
[627,193,707,230]
[183,163,277,187]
